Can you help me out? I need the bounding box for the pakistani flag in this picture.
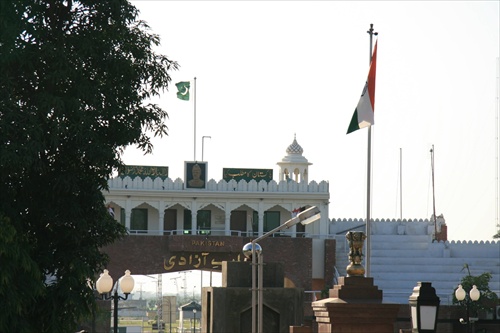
[347,41,378,134]
[176,81,190,101]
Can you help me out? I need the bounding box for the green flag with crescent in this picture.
[176,81,190,101]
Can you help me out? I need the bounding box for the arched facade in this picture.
[103,136,332,291]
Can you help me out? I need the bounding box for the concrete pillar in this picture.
[125,198,131,230]
[158,200,165,235]
[191,199,198,235]
[258,201,264,237]
[224,203,231,236]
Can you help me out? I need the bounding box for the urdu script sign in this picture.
[223,168,273,182]
[118,165,169,180]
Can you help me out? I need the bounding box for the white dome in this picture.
[286,137,304,155]
[280,135,310,164]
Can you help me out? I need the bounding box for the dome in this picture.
[279,135,311,165]
[286,135,304,155]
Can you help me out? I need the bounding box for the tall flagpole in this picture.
[430,145,438,241]
[194,77,197,160]
[366,24,377,277]
[400,148,403,220]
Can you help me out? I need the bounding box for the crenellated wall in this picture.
[107,176,329,193]
[329,217,447,236]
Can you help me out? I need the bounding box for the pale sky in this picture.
[123,0,500,243]
[131,270,221,298]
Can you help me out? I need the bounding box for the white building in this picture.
[104,137,500,306]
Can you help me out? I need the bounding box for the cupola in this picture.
[277,135,312,183]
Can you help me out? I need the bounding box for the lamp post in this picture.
[409,282,440,333]
[202,136,211,161]
[455,284,481,333]
[96,269,135,333]
[192,309,197,333]
[242,206,321,333]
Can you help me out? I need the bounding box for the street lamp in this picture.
[455,284,480,333]
[192,309,197,333]
[96,269,135,333]
[409,281,440,333]
[202,136,211,161]
[243,206,321,333]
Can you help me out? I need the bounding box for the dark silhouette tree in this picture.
[0,1,178,331]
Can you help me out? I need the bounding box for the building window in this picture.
[264,211,280,232]
[252,211,280,233]
[198,210,211,235]
[120,208,125,226]
[184,209,211,234]
[230,211,247,233]
[131,208,148,233]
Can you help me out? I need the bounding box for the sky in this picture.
[122,0,500,246]
[131,270,221,298]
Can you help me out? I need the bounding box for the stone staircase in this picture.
[335,234,500,305]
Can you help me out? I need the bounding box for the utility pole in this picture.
[157,274,163,333]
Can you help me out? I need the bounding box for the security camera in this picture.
[459,318,466,325]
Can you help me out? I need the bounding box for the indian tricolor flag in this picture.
[347,41,378,134]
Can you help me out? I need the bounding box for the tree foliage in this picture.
[0,0,178,331]
[452,264,499,316]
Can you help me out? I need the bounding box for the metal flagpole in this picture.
[251,245,257,333]
[400,148,403,220]
[366,23,377,277]
[194,77,197,160]
[430,145,438,241]
[258,253,263,333]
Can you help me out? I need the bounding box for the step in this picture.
[370,256,498,266]
[370,234,431,242]
[382,290,455,305]
[373,278,463,289]
[370,264,498,274]
[335,263,498,277]
[374,278,500,299]
[371,242,429,250]
[372,271,499,283]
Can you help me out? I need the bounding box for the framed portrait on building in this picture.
[185,161,207,189]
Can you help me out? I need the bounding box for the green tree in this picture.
[452,264,499,316]
[0,0,178,332]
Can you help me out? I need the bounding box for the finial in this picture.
[367,23,378,36]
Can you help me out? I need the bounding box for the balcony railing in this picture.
[125,229,335,239]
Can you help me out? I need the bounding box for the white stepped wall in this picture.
[331,219,500,305]
[371,239,500,304]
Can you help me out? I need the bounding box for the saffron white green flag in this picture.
[347,41,378,134]
[176,81,190,101]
